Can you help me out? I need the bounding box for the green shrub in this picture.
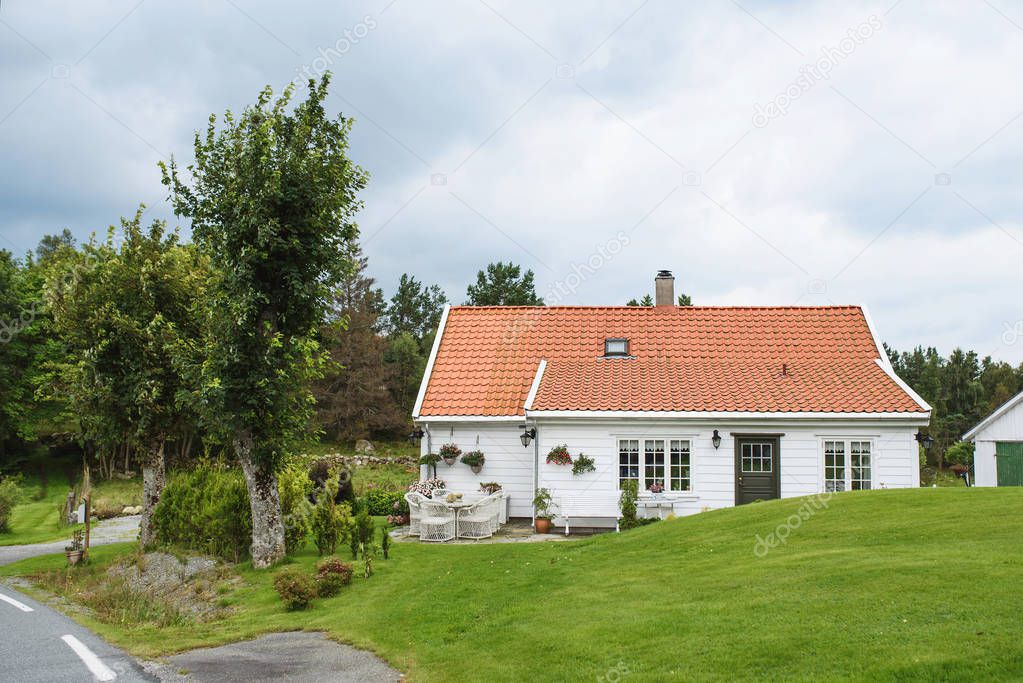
[311,470,353,556]
[315,556,353,597]
[381,526,391,559]
[279,464,313,555]
[619,480,640,530]
[364,488,407,516]
[944,441,975,467]
[354,507,374,546]
[273,567,316,610]
[0,476,23,533]
[152,461,252,561]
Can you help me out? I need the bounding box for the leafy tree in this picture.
[35,229,75,262]
[46,211,206,545]
[383,273,447,346]
[161,76,367,568]
[465,262,543,306]
[315,248,405,440]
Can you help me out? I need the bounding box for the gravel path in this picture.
[0,515,141,567]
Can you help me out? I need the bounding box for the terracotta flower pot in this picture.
[471,465,483,474]
[535,518,552,534]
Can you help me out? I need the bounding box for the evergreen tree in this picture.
[315,248,405,440]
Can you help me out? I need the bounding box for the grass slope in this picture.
[0,475,141,546]
[6,488,1023,681]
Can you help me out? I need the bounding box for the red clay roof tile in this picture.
[417,306,925,416]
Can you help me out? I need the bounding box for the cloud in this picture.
[0,0,1021,361]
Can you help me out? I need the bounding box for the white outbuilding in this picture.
[963,390,1023,487]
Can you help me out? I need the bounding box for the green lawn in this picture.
[0,475,142,546]
[5,488,1023,681]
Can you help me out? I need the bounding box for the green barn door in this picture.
[996,442,1023,486]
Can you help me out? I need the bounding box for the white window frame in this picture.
[820,438,875,492]
[617,437,693,493]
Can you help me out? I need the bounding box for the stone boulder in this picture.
[354,439,375,453]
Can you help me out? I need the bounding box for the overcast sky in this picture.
[2,1,1022,362]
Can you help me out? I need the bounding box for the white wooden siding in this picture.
[420,422,536,517]
[419,418,921,518]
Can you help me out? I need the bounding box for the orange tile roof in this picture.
[417,306,926,417]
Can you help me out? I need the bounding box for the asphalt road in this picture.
[0,581,154,682]
[0,516,403,681]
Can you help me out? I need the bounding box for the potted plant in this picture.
[65,528,84,566]
[479,482,502,495]
[461,450,486,474]
[572,453,596,475]
[648,481,664,498]
[533,487,556,534]
[546,444,572,466]
[439,443,461,466]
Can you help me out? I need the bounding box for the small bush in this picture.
[152,461,251,561]
[354,508,374,546]
[0,477,24,533]
[944,441,975,467]
[315,556,353,597]
[311,471,353,556]
[273,567,316,610]
[365,489,407,516]
[619,480,640,530]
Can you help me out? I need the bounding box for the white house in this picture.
[963,390,1023,487]
[412,272,931,527]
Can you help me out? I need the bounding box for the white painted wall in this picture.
[418,417,922,519]
[536,420,920,519]
[970,398,1023,486]
[419,421,535,518]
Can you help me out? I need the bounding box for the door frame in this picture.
[733,433,783,504]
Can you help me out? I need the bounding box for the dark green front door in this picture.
[996,442,1023,486]
[735,436,780,504]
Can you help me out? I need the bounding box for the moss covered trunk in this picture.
[140,441,166,547]
[236,432,285,568]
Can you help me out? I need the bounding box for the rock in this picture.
[107,552,227,620]
[354,439,374,453]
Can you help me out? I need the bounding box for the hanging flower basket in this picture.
[439,443,461,466]
[461,450,486,474]
[546,444,572,466]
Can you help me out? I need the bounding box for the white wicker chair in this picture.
[457,495,498,540]
[419,500,456,542]
[486,493,503,532]
[404,492,424,536]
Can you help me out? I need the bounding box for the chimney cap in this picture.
[656,269,673,278]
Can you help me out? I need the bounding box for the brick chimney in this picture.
[655,270,675,307]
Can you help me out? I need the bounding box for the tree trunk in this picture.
[236,432,285,569]
[140,442,166,548]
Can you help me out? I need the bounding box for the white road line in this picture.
[0,591,33,612]
[61,634,117,681]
